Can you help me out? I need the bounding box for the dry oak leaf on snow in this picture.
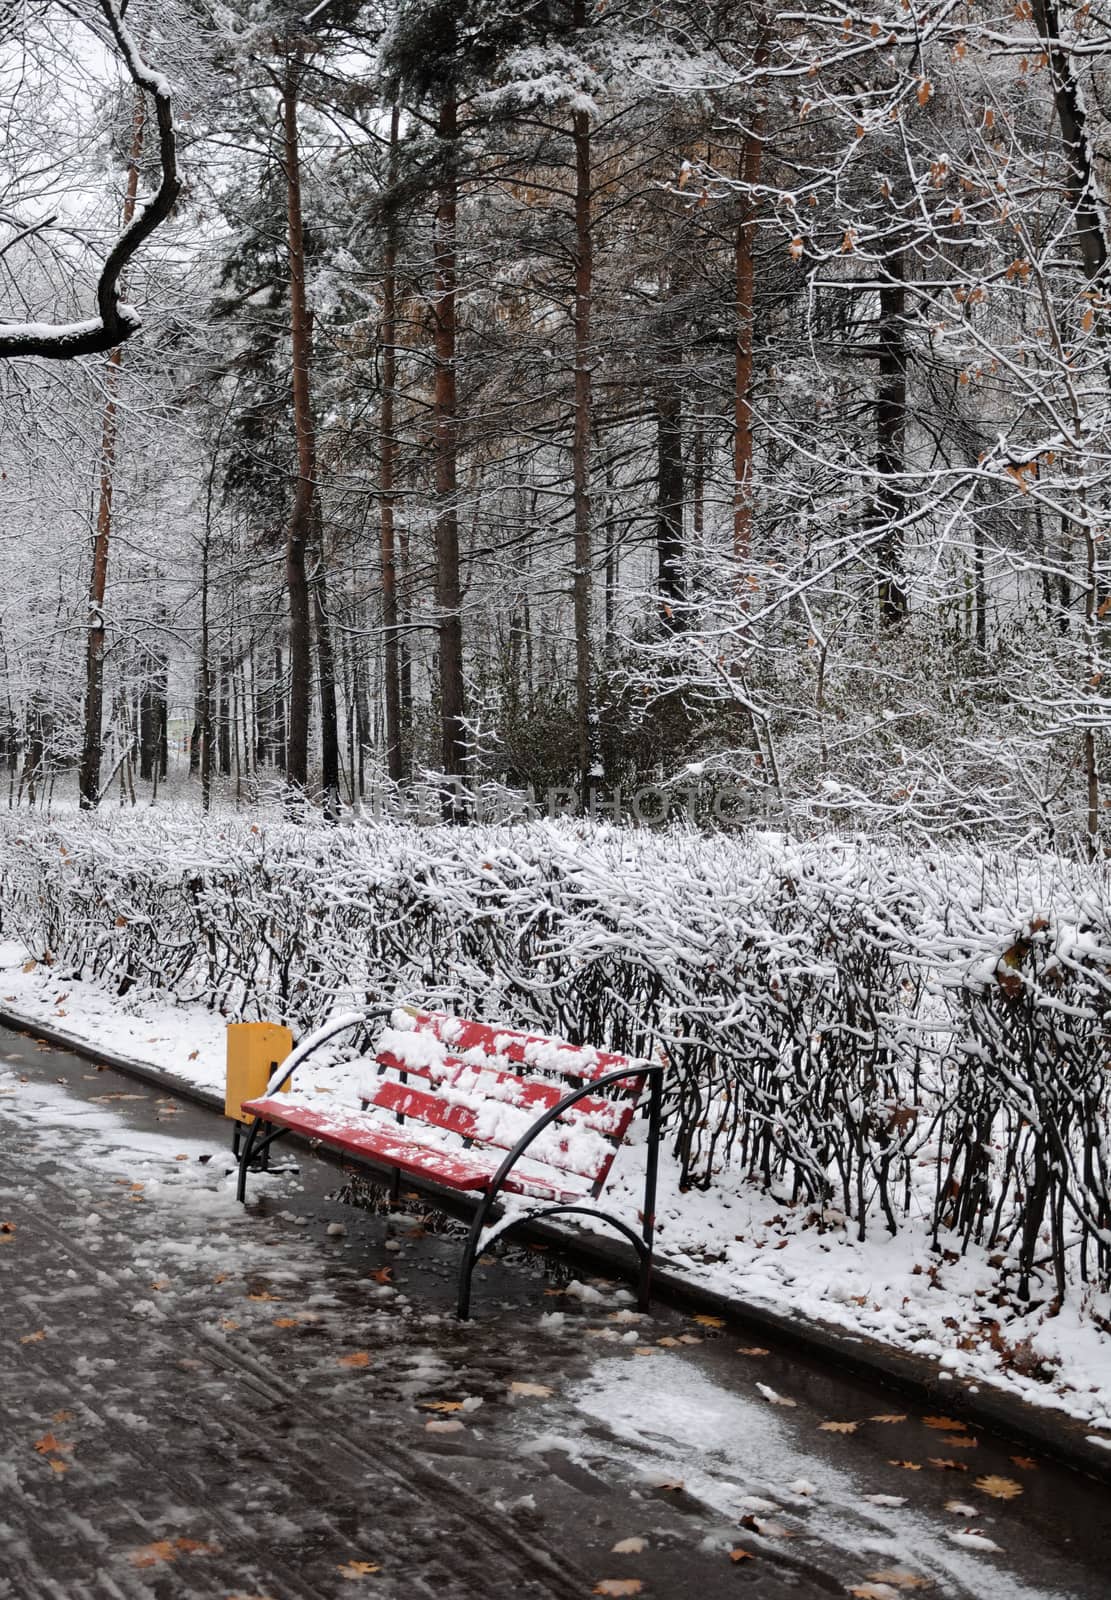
[594,1582,643,1596]
[338,1560,382,1579]
[818,1420,859,1433]
[337,1351,371,1369]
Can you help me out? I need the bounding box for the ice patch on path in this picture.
[572,1354,1078,1600]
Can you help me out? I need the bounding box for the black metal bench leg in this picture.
[236,1117,263,1203]
[457,1190,499,1320]
[638,1069,664,1312]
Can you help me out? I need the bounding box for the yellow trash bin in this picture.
[225,1021,294,1125]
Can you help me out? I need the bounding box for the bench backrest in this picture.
[363,1010,645,1192]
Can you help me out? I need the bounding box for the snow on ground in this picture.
[574,1355,1066,1600]
[7,1056,1102,1600]
[3,938,1110,1439]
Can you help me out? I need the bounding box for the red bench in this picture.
[235,1006,664,1318]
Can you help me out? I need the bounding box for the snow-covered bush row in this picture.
[2,814,1109,1303]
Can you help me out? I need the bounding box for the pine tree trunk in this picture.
[282,55,314,798]
[733,35,767,570]
[656,378,684,627]
[381,106,405,785]
[875,252,908,626]
[79,94,143,810]
[572,0,597,809]
[434,94,467,815]
[312,520,341,820]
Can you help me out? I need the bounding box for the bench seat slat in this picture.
[364,1077,618,1181]
[374,1050,636,1136]
[406,1011,631,1083]
[242,1095,592,1204]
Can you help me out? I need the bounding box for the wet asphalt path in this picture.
[2,1024,1109,1600]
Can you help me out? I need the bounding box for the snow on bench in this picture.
[235,1007,664,1318]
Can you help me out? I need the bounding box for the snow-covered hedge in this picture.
[2,814,1109,1303]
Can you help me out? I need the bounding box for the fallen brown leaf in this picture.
[425,1419,465,1434]
[693,1314,724,1328]
[419,1400,465,1413]
[871,1414,907,1424]
[338,1351,371,1369]
[922,1416,967,1432]
[219,1319,240,1332]
[371,1266,393,1285]
[888,1460,922,1470]
[272,1317,302,1329]
[510,1381,553,1397]
[867,1570,931,1590]
[974,1474,1022,1500]
[129,1538,219,1568]
[1011,1455,1038,1471]
[593,1582,642,1596]
[818,1420,859,1433]
[656,1336,680,1347]
[928,1459,969,1472]
[729,1548,756,1563]
[246,1291,281,1303]
[20,1330,46,1345]
[33,1431,72,1456]
[737,1346,769,1356]
[337,1560,382,1579]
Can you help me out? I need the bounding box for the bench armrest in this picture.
[263,1003,414,1097]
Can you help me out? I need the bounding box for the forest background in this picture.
[3,0,1110,848]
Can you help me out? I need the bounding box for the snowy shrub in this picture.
[2,814,1109,1301]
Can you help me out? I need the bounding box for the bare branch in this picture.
[0,0,181,360]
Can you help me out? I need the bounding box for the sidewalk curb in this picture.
[4,1001,1110,1489]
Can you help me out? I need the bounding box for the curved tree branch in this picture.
[0,0,180,360]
